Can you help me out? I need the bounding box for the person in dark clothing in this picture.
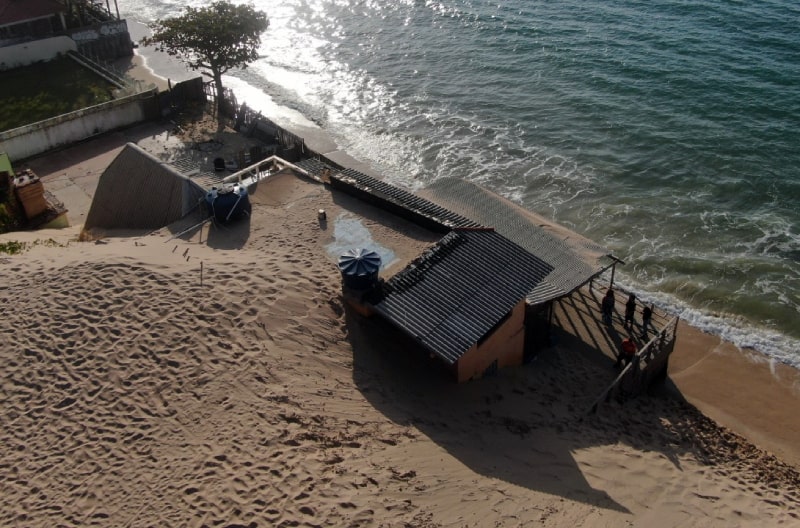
[624,293,636,328]
[601,289,615,326]
[642,304,654,337]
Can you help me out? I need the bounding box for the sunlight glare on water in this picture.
[122,0,800,365]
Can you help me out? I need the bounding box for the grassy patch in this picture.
[0,240,25,255]
[0,56,117,131]
[0,238,67,255]
[0,202,20,233]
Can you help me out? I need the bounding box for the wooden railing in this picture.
[587,314,679,414]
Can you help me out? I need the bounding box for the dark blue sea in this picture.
[125,0,800,366]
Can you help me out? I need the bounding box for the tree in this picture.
[142,1,269,114]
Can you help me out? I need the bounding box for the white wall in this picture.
[68,21,129,44]
[0,36,76,71]
[0,90,158,161]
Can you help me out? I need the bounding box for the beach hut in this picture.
[422,178,620,352]
[371,229,553,382]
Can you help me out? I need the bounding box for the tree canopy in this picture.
[143,1,269,113]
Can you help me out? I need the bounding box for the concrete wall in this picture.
[0,21,132,67]
[455,301,526,382]
[0,89,159,162]
[67,20,133,60]
[67,20,129,44]
[0,36,76,70]
[84,143,206,232]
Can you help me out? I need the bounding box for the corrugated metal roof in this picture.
[421,178,614,305]
[334,168,480,230]
[294,158,335,179]
[84,143,205,231]
[372,229,553,364]
[169,156,227,190]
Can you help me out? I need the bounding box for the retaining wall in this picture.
[0,89,160,162]
[0,36,77,71]
[66,20,133,60]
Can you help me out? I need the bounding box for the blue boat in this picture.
[205,184,251,223]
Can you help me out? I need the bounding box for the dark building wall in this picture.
[67,20,133,60]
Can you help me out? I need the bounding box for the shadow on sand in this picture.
[163,206,251,250]
[345,307,627,512]
[345,285,703,512]
[204,214,251,250]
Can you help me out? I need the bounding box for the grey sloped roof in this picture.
[334,168,480,230]
[420,178,614,305]
[85,143,205,231]
[372,229,553,364]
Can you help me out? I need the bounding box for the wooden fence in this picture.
[197,83,307,160]
[238,107,307,162]
[587,314,679,414]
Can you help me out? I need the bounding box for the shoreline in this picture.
[669,320,800,469]
[2,15,798,527]
[129,18,799,364]
[50,24,800,470]
[27,19,800,467]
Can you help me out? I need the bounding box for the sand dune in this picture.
[2,172,798,527]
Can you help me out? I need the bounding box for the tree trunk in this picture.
[213,71,225,116]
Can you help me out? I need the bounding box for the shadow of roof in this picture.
[346,279,690,511]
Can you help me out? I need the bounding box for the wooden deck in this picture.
[545,283,678,413]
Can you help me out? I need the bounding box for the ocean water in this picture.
[122,0,800,367]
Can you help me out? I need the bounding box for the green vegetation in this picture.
[0,203,18,232]
[0,56,117,131]
[143,1,269,114]
[0,176,20,233]
[0,240,25,255]
[0,238,67,255]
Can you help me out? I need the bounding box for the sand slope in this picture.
[2,174,799,527]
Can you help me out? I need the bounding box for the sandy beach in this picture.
[1,38,799,528]
[2,133,799,526]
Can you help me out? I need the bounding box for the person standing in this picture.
[601,289,615,326]
[624,293,637,328]
[642,304,653,337]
